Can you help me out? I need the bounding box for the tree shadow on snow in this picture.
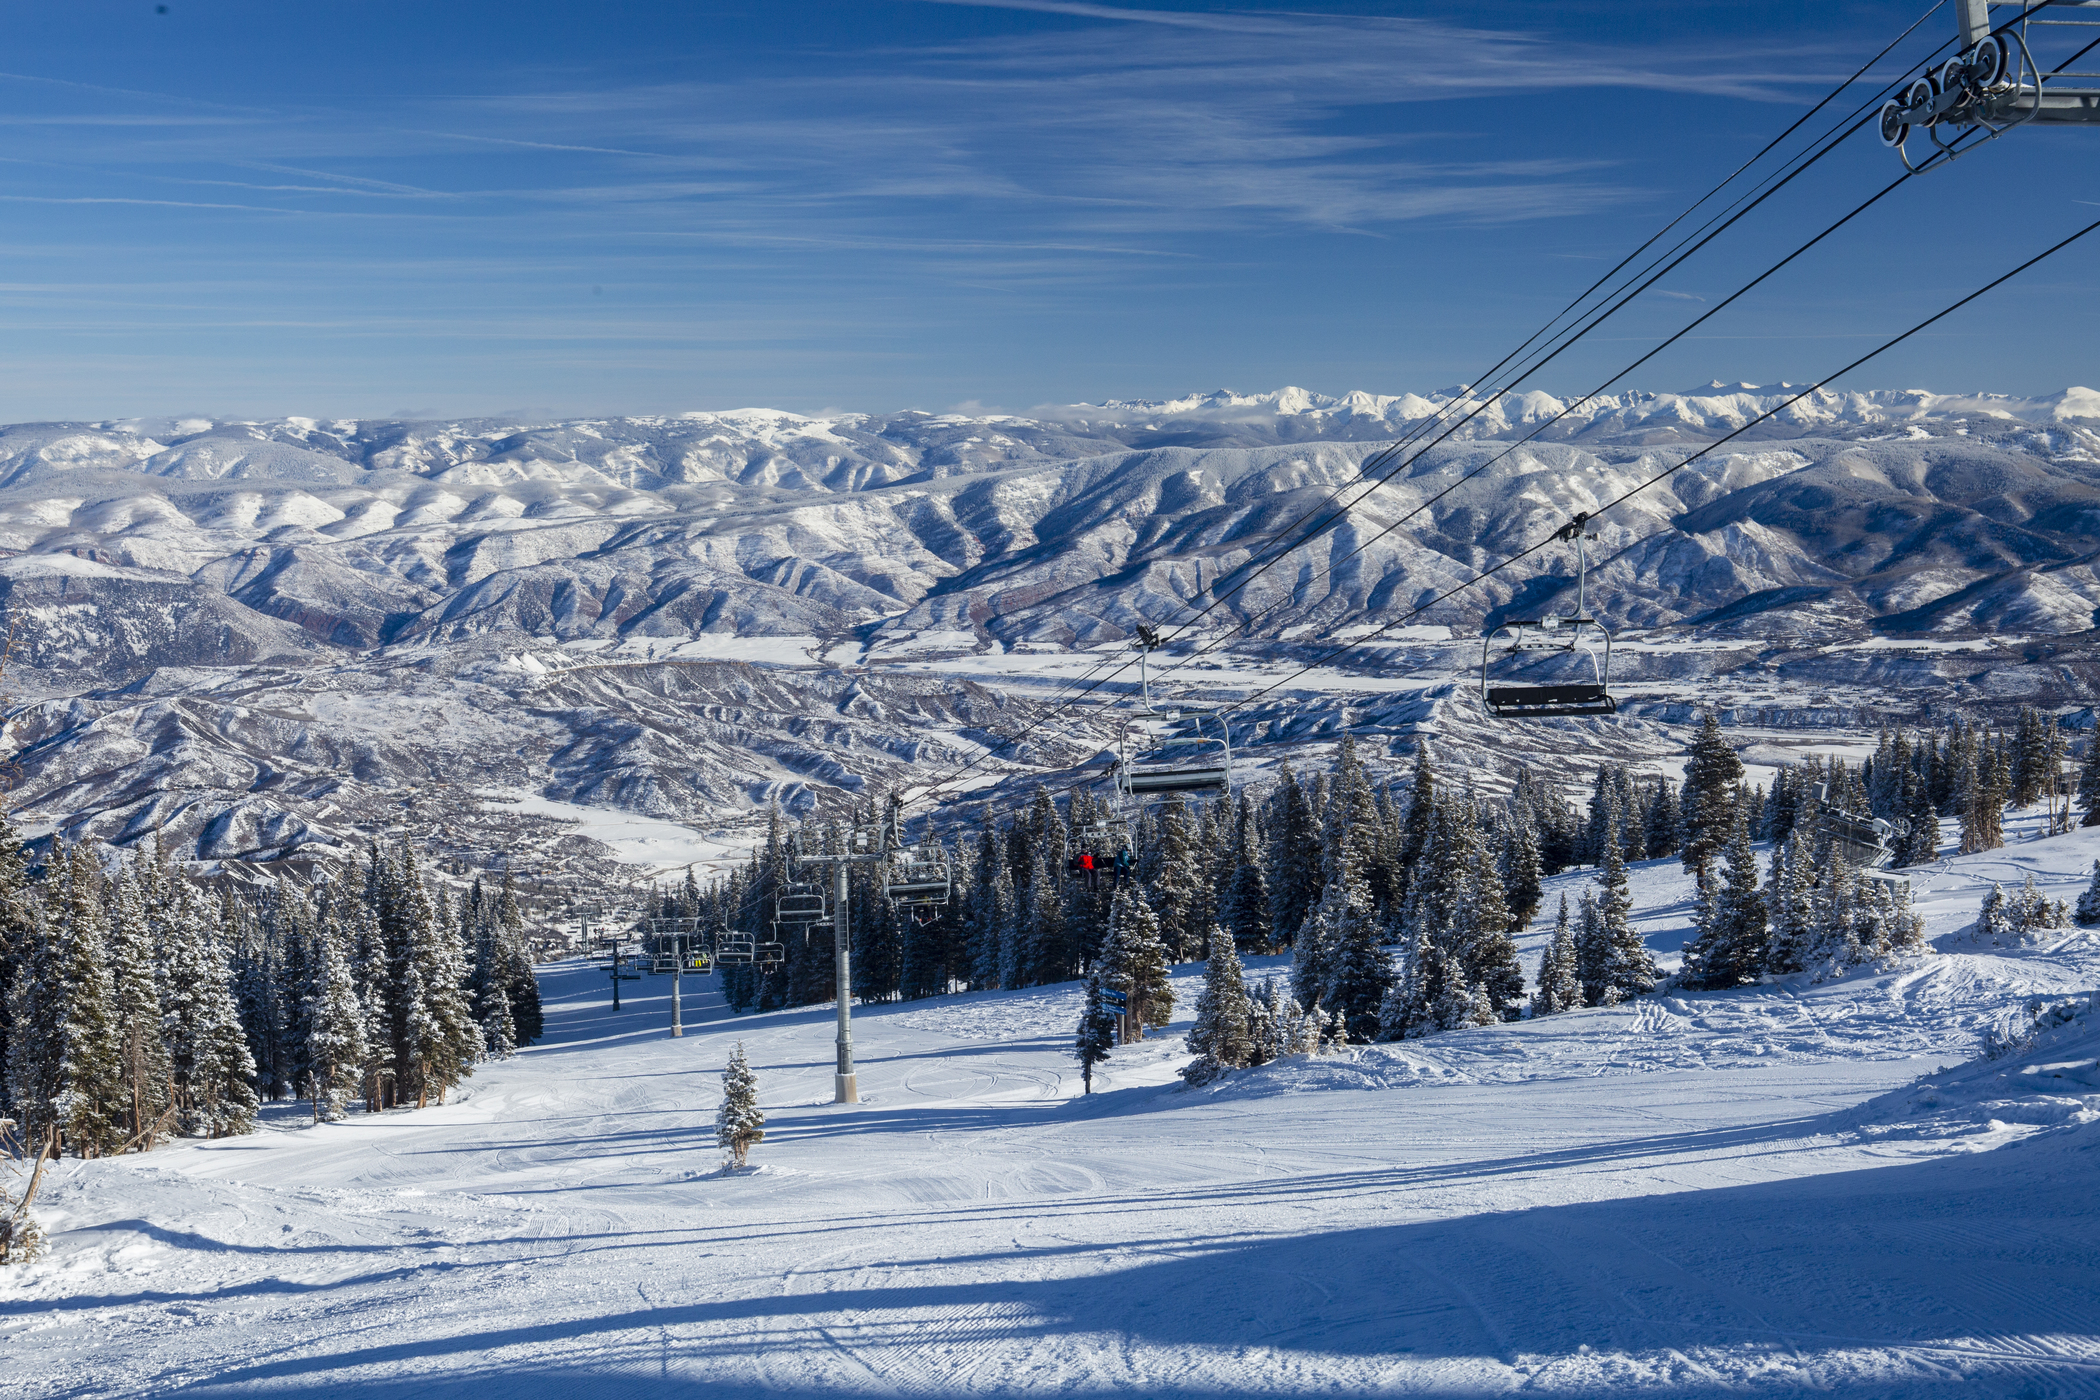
[147,1127,2100,1400]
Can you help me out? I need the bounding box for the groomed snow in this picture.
[6,829,2100,1397]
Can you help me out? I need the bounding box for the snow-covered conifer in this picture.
[1182,926,1252,1083]
[1530,895,1581,1016]
[1762,830,1815,975]
[715,1042,765,1168]
[1677,806,1768,990]
[44,845,125,1157]
[1573,889,1608,1007]
[1502,816,1543,930]
[1594,831,1657,1003]
[105,870,170,1150]
[1318,875,1391,1044]
[305,917,369,1121]
[1975,881,2010,944]
[160,882,259,1138]
[1097,886,1172,1039]
[2075,860,2100,925]
[1075,972,1117,1092]
[1679,710,1745,877]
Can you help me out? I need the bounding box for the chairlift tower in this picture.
[792,827,889,1104]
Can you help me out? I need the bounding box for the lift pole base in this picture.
[834,1073,859,1104]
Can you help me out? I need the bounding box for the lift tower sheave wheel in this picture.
[1882,0,2100,165]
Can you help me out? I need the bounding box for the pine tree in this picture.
[1391,745,1437,909]
[3,906,59,1148]
[1320,873,1394,1043]
[105,870,170,1150]
[1573,889,1608,1007]
[1679,710,1745,877]
[305,917,369,1121]
[397,849,476,1107]
[161,882,259,1138]
[1894,771,1940,867]
[1530,895,1582,1016]
[1075,972,1117,1092]
[0,811,36,1129]
[715,1042,765,1168]
[1098,886,1173,1040]
[2075,860,2100,926]
[1267,766,1320,947]
[1644,778,1680,859]
[1376,922,1435,1041]
[1961,744,2009,853]
[1975,881,2011,944]
[2009,708,2053,807]
[45,845,126,1157]
[1183,925,1252,1081]
[1501,815,1544,931]
[1676,806,1768,990]
[1762,830,1816,975]
[2077,739,2100,826]
[1593,830,1656,1003]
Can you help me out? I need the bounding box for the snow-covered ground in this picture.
[7,828,2100,1398]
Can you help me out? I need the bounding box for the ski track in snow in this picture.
[6,827,2100,1398]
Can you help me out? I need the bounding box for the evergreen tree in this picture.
[44,845,126,1157]
[1391,745,1437,909]
[2077,739,2100,826]
[1183,924,1253,1080]
[714,1042,765,1168]
[105,870,170,1150]
[1098,886,1173,1039]
[1375,922,1435,1041]
[1679,710,1745,876]
[2075,859,2100,926]
[3,905,58,1148]
[1676,806,1768,990]
[1266,766,1320,946]
[1762,830,1816,976]
[1643,778,1680,860]
[2008,708,2054,807]
[1075,971,1117,1092]
[1593,831,1656,1004]
[1573,889,1608,1007]
[1501,815,1543,931]
[305,916,369,1121]
[1894,771,1940,867]
[1960,743,2009,853]
[1319,873,1393,1043]
[1530,895,1582,1016]
[160,882,259,1138]
[397,849,476,1107]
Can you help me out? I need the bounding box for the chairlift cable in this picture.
[906,46,1975,812]
[1205,213,2100,725]
[1139,130,1983,702]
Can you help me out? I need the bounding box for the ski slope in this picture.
[6,827,2100,1398]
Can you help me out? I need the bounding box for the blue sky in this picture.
[0,0,2095,420]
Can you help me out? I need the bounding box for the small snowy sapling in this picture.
[715,1042,765,1169]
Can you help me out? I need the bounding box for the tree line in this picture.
[1,828,543,1161]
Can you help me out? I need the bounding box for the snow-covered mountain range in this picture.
[4,384,2098,874]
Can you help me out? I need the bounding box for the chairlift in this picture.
[1811,782,1908,871]
[755,937,786,970]
[1480,515,1617,719]
[1111,631,1233,800]
[716,930,757,965]
[879,797,953,916]
[774,881,829,925]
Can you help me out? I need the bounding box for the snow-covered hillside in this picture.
[7,817,2098,1398]
[4,385,2099,878]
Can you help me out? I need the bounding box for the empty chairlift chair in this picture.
[1481,515,1617,719]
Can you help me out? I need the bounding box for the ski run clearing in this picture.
[7,818,2100,1399]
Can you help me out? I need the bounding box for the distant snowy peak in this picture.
[1059,383,2100,434]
